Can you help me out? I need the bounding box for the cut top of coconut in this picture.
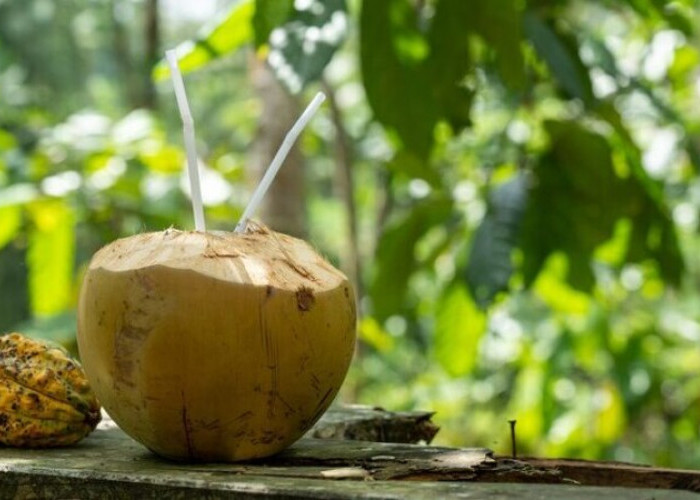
[88,229,348,291]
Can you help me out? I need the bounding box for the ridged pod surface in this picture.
[77,227,356,462]
[0,333,101,447]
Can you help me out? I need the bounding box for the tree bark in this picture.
[110,1,138,109]
[321,79,362,298]
[141,0,159,109]
[248,56,308,238]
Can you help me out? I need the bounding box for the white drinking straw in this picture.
[165,49,206,232]
[234,92,326,233]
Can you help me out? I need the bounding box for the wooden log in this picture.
[308,405,439,444]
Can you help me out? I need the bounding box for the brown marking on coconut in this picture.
[260,302,281,420]
[134,269,155,293]
[113,320,149,388]
[112,269,164,389]
[310,372,321,395]
[280,258,317,281]
[233,410,253,423]
[295,286,315,311]
[97,310,106,327]
[180,390,195,460]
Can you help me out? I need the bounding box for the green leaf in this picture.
[521,120,683,289]
[138,144,184,174]
[253,0,294,48]
[427,0,474,131]
[585,37,621,77]
[522,121,628,289]
[626,204,683,285]
[434,283,486,377]
[467,0,526,90]
[524,12,594,105]
[0,244,30,332]
[266,0,348,93]
[467,173,528,306]
[361,0,438,160]
[0,129,17,150]
[369,197,453,321]
[153,0,255,80]
[26,199,75,317]
[597,102,683,284]
[386,149,441,186]
[0,205,21,250]
[623,0,694,35]
[358,316,395,353]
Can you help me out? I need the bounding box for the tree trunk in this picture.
[248,56,307,238]
[111,0,159,110]
[141,0,159,109]
[110,0,140,110]
[321,79,362,298]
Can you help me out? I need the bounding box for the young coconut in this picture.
[77,225,356,461]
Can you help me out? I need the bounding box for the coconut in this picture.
[76,226,356,461]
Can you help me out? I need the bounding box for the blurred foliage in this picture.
[1,0,700,468]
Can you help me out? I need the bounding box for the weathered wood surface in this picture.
[522,457,700,492]
[0,426,695,500]
[0,418,698,499]
[0,407,697,498]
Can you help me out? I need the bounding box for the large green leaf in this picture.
[155,0,345,92]
[590,37,696,173]
[427,0,474,131]
[369,197,453,321]
[386,149,441,186]
[623,0,694,35]
[524,12,594,105]
[466,0,526,90]
[253,0,294,48]
[522,121,632,289]
[266,0,348,93]
[434,283,486,377]
[596,102,683,284]
[360,0,478,157]
[361,0,522,162]
[0,205,21,250]
[26,199,75,317]
[466,173,528,306]
[521,120,683,290]
[360,0,438,160]
[0,243,30,332]
[153,0,255,80]
[626,203,683,284]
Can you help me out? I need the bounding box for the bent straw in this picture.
[234,92,326,233]
[165,49,206,232]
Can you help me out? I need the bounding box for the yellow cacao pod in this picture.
[77,228,356,461]
[0,333,101,447]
